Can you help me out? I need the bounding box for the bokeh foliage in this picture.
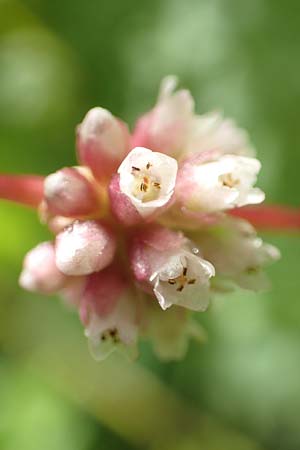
[0,0,300,449]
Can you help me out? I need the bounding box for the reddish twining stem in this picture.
[0,174,299,232]
[0,174,45,208]
[231,205,300,231]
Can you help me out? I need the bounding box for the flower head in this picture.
[4,76,280,361]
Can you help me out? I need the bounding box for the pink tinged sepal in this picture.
[129,226,215,311]
[44,167,100,217]
[176,154,265,213]
[80,267,138,361]
[117,147,178,219]
[77,107,130,181]
[19,242,67,294]
[131,76,194,158]
[129,226,186,283]
[55,220,117,276]
[108,174,142,226]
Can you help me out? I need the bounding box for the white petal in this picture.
[185,111,255,158]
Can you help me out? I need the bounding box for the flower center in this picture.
[101,327,120,343]
[167,266,196,292]
[219,172,240,188]
[131,162,161,202]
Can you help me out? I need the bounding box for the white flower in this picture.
[192,218,281,292]
[150,250,215,311]
[84,291,138,361]
[118,147,178,218]
[177,154,265,212]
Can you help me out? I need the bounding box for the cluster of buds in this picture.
[8,77,281,360]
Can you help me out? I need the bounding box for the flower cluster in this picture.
[18,77,280,360]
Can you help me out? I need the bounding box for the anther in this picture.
[140,182,148,192]
[132,166,140,172]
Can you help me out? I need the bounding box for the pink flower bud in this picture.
[55,220,117,276]
[19,242,66,294]
[44,167,99,217]
[131,76,194,158]
[77,107,130,181]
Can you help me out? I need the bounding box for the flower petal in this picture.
[184,111,255,158]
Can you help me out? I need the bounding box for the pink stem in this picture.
[230,205,300,231]
[0,174,45,208]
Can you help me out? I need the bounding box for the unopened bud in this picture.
[44,167,99,217]
[77,107,130,180]
[55,220,116,276]
[19,242,66,294]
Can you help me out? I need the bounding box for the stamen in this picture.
[246,266,259,274]
[140,182,148,192]
[153,182,161,189]
[132,166,140,172]
[188,279,196,284]
[183,267,187,276]
[146,162,152,170]
[101,328,120,344]
[176,285,184,292]
[168,279,176,285]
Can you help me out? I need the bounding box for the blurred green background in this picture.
[0,0,300,449]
